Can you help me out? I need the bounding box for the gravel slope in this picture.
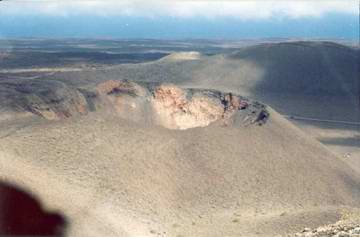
[0,107,359,236]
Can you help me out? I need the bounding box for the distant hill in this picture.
[228,41,359,97]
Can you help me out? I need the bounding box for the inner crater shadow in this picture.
[0,181,67,236]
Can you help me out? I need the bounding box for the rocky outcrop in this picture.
[0,79,88,120]
[151,84,255,129]
[0,79,269,129]
[152,85,224,129]
[288,219,360,237]
[95,80,146,97]
[27,89,88,120]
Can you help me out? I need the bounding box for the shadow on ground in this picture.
[319,135,360,147]
[0,181,67,236]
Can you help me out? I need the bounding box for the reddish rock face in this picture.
[224,94,248,110]
[151,84,252,130]
[96,80,122,95]
[153,85,187,112]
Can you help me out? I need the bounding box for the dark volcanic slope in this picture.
[229,41,359,97]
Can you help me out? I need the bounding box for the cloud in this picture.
[0,0,358,19]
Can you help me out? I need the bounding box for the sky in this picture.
[0,0,358,39]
